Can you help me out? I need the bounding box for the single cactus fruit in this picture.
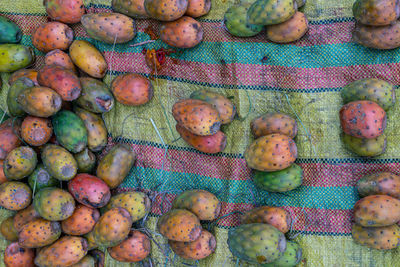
[0,181,32,210]
[77,77,114,113]
[0,118,22,159]
[266,11,309,43]
[34,236,88,267]
[0,44,35,73]
[144,0,188,21]
[85,230,98,250]
[74,148,96,173]
[245,134,297,172]
[111,73,154,106]
[341,79,396,111]
[0,216,18,241]
[253,163,303,192]
[241,206,291,233]
[172,189,221,220]
[262,240,303,267]
[353,0,400,26]
[44,49,77,72]
[247,0,296,25]
[112,0,149,19]
[353,21,400,49]
[224,3,263,37]
[160,16,203,48]
[101,191,151,222]
[108,230,151,262]
[4,146,37,180]
[17,86,62,118]
[251,113,298,139]
[61,204,100,235]
[340,100,386,139]
[228,223,287,264]
[353,195,400,227]
[28,164,58,192]
[33,187,75,221]
[352,223,400,250]
[173,99,221,136]
[18,218,61,248]
[169,229,216,260]
[4,242,35,267]
[342,133,386,157]
[0,15,22,43]
[21,116,53,146]
[13,204,41,232]
[357,172,400,199]
[41,144,78,181]
[157,209,202,242]
[7,78,35,117]
[44,0,85,24]
[32,22,74,53]
[186,0,211,17]
[69,40,108,78]
[8,69,38,86]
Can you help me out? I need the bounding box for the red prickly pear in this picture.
[144,0,188,21]
[61,204,100,235]
[4,242,35,267]
[32,22,74,53]
[45,49,77,73]
[160,16,203,48]
[0,118,22,160]
[357,172,400,199]
[0,181,32,211]
[14,204,41,232]
[33,187,75,221]
[68,174,111,208]
[18,218,61,248]
[352,223,400,250]
[169,229,216,260]
[241,206,291,233]
[353,0,400,26]
[111,73,153,106]
[45,0,85,24]
[251,113,298,139]
[108,230,151,262]
[266,11,309,43]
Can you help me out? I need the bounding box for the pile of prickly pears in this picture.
[224,0,309,43]
[352,0,400,49]
[340,78,396,157]
[245,113,303,192]
[157,189,220,260]
[228,206,303,266]
[351,172,400,250]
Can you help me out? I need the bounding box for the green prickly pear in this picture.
[353,0,400,26]
[357,172,400,199]
[112,0,150,19]
[342,133,386,157]
[224,4,263,37]
[352,223,400,250]
[247,0,296,26]
[76,77,114,113]
[227,223,287,264]
[4,146,37,180]
[253,164,303,192]
[41,144,78,181]
[0,44,35,73]
[74,148,96,173]
[0,16,22,43]
[0,181,32,210]
[262,241,303,267]
[0,216,18,241]
[18,218,61,248]
[28,164,59,191]
[7,77,35,117]
[33,187,75,221]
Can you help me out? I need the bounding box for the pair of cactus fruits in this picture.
[352,172,400,250]
[228,206,303,266]
[339,78,396,157]
[224,0,309,43]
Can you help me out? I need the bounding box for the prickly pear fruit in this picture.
[70,255,95,267]
[4,242,35,267]
[45,0,85,24]
[74,148,96,173]
[353,22,400,49]
[32,22,74,53]
[33,187,75,221]
[353,0,400,26]
[112,0,149,19]
[224,3,263,37]
[96,144,135,189]
[160,16,203,48]
[111,73,153,106]
[357,172,400,199]
[262,240,303,267]
[340,100,386,139]
[0,44,35,72]
[41,144,78,181]
[343,133,386,157]
[45,49,76,72]
[68,174,111,208]
[61,204,100,235]
[157,209,202,242]
[21,116,53,146]
[352,223,400,250]
[81,13,136,44]
[4,146,37,180]
[7,77,35,117]
[18,218,61,248]
[173,99,221,136]
[85,230,98,250]
[0,118,22,159]
[144,0,188,21]
[266,11,309,43]
[253,163,303,192]
[247,0,296,25]
[77,77,114,113]
[186,0,211,17]
[0,181,32,210]
[1,216,18,241]
[28,164,58,191]
[0,160,7,184]
[172,189,221,220]
[341,79,396,111]
[8,69,38,86]
[251,113,297,139]
[34,236,88,267]
[241,206,291,233]
[13,204,41,232]
[0,16,22,43]
[353,195,400,227]
[169,229,216,260]
[92,207,133,247]
[69,40,108,78]
[176,124,227,154]
[245,134,297,172]
[17,86,62,117]
[108,230,151,262]
[228,223,287,264]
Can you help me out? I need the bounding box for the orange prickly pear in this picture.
[266,11,309,43]
[44,49,76,72]
[18,218,61,248]
[144,0,188,21]
[17,86,62,118]
[61,204,100,235]
[14,204,41,232]
[169,229,216,260]
[4,146,37,180]
[172,99,221,136]
[21,116,53,146]
[76,77,114,113]
[353,22,400,49]
[186,0,211,17]
[241,206,291,233]
[357,172,400,199]
[160,16,203,48]
[0,216,18,241]
[0,118,22,160]
[251,113,297,139]
[108,230,151,262]
[112,0,149,19]
[8,69,38,86]
[0,181,32,210]
[4,242,35,267]
[111,73,153,106]
[32,22,74,53]
[33,187,75,221]
[353,0,400,26]
[157,209,202,242]
[68,174,111,208]
[41,144,78,181]
[352,223,400,250]
[44,0,85,24]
